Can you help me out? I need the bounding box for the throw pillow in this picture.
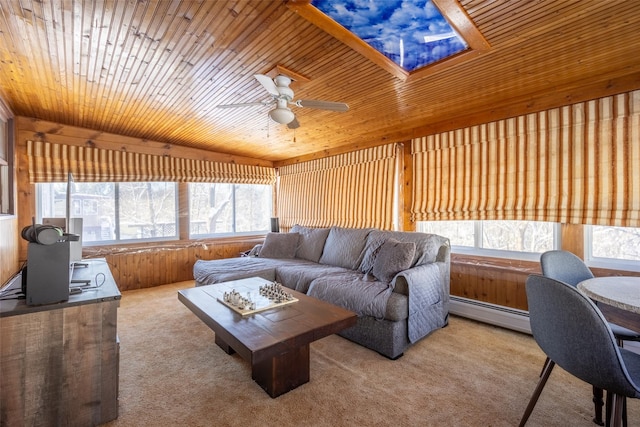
[359,230,389,273]
[290,225,331,263]
[372,239,416,282]
[258,232,299,259]
[318,227,373,270]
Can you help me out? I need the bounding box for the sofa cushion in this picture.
[372,239,416,282]
[275,262,350,294]
[308,272,392,319]
[318,227,373,270]
[193,257,282,286]
[258,232,299,259]
[290,225,330,263]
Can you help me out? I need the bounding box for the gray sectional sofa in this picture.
[192,225,450,359]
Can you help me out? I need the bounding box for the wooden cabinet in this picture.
[0,258,120,426]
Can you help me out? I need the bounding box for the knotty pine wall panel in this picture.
[450,251,640,312]
[84,238,262,292]
[450,255,540,311]
[0,217,19,285]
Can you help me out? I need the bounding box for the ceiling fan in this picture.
[216,74,349,129]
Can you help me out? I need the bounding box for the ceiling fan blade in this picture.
[288,117,300,129]
[295,99,349,112]
[216,101,272,109]
[254,74,279,96]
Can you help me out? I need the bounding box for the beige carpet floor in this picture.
[104,281,639,427]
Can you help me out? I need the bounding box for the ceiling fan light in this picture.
[269,107,295,125]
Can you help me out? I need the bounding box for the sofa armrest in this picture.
[393,261,449,297]
[393,262,449,342]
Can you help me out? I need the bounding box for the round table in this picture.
[578,276,640,315]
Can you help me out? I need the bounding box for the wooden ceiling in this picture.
[1,0,639,165]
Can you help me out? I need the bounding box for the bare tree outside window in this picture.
[37,182,177,244]
[482,221,554,253]
[418,220,556,257]
[591,226,640,261]
[118,182,177,239]
[418,220,474,247]
[189,183,271,237]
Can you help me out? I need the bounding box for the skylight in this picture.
[312,0,468,73]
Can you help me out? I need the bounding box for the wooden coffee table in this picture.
[178,277,357,397]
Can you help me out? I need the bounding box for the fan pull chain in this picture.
[293,128,296,143]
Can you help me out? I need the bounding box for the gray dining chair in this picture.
[519,274,640,427]
[540,250,640,425]
[540,250,640,345]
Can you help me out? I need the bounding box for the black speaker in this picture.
[270,217,280,233]
[25,241,71,306]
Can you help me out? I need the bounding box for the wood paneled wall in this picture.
[0,217,19,285]
[83,238,262,292]
[450,255,538,310]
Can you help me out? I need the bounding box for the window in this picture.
[37,181,178,244]
[189,183,272,237]
[418,220,475,247]
[417,220,559,260]
[586,225,640,272]
[0,114,13,215]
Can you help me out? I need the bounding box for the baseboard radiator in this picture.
[449,296,532,334]
[449,296,640,353]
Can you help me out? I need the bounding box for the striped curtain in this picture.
[278,144,400,230]
[26,140,276,185]
[411,90,640,227]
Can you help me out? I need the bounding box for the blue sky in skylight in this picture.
[313,0,468,72]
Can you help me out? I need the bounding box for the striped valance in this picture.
[278,144,399,230]
[26,140,276,185]
[411,90,640,227]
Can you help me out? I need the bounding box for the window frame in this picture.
[0,112,14,216]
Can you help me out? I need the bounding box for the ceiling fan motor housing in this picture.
[274,75,294,101]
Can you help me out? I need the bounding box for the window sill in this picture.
[82,235,266,257]
[451,253,541,274]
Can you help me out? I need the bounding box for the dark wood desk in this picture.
[178,277,357,397]
[0,258,120,426]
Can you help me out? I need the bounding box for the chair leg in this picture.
[592,385,605,426]
[609,393,625,427]
[555,352,604,426]
[606,391,612,427]
[539,356,551,377]
[519,359,555,427]
[604,391,628,427]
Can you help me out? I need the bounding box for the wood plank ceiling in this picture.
[0,0,639,165]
